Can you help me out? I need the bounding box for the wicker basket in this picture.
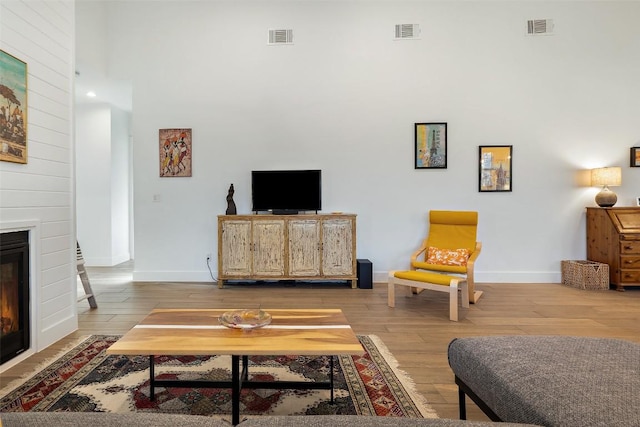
[561,260,609,290]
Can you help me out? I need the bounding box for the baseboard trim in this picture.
[132,270,216,283]
[84,254,131,267]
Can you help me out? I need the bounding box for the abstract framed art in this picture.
[415,122,447,169]
[0,49,28,164]
[631,147,640,167]
[479,145,512,192]
[159,128,192,177]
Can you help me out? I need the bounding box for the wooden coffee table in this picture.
[107,308,363,425]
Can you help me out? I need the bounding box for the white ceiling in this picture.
[74,65,132,112]
[74,1,132,112]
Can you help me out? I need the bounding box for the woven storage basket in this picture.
[561,260,609,290]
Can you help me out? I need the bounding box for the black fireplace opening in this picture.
[1,230,30,365]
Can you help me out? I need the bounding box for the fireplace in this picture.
[0,230,30,365]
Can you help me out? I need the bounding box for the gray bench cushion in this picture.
[448,336,640,427]
[241,415,539,426]
[0,413,538,426]
[0,412,231,427]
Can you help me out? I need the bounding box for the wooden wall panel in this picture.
[0,171,70,192]
[27,124,70,148]
[0,0,77,358]
[41,220,72,239]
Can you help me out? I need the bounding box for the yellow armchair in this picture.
[410,210,482,303]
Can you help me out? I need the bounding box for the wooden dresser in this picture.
[217,213,357,288]
[586,207,640,290]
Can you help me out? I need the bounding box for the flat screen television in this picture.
[251,169,321,214]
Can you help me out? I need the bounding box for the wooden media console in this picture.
[217,213,357,288]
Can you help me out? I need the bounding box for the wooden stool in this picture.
[388,270,469,321]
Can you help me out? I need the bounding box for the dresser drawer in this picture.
[620,270,640,283]
[621,256,640,269]
[620,241,640,254]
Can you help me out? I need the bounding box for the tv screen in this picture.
[252,170,321,213]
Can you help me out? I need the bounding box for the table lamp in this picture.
[591,167,622,207]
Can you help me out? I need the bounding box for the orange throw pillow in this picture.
[427,247,470,266]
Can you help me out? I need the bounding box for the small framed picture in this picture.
[159,128,192,177]
[631,147,640,167]
[415,122,447,169]
[479,145,512,192]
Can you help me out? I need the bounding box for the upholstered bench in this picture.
[448,335,640,426]
[388,271,469,321]
[0,413,543,426]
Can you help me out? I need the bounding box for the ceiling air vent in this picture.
[268,29,293,45]
[527,19,554,35]
[394,24,420,40]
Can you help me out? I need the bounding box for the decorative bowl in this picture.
[219,309,272,329]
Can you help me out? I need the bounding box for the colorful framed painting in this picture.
[159,128,192,177]
[415,122,447,169]
[0,50,28,164]
[479,145,512,192]
[631,147,640,167]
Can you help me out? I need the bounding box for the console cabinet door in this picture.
[322,218,354,276]
[289,219,321,276]
[219,214,356,287]
[252,220,286,276]
[220,220,252,276]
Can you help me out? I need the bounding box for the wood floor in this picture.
[3,261,640,421]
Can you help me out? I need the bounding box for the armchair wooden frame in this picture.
[388,271,469,321]
[411,242,482,303]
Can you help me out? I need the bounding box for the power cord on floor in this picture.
[206,256,218,283]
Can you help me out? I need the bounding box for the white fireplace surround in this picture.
[0,220,41,373]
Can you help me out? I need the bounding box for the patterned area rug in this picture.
[0,335,436,420]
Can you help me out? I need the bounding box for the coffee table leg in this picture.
[330,355,334,403]
[242,355,249,381]
[149,355,155,401]
[232,355,240,426]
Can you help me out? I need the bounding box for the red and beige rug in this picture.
[0,335,436,419]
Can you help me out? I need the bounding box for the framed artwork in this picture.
[479,145,512,192]
[631,147,640,167]
[415,122,447,169]
[637,197,640,207]
[0,50,28,164]
[159,128,192,177]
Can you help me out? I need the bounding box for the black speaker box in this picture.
[357,259,373,289]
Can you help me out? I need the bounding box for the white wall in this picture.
[100,1,639,283]
[0,0,77,369]
[76,103,130,265]
[110,106,131,264]
[76,104,111,263]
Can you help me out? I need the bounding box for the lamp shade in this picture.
[591,167,622,187]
